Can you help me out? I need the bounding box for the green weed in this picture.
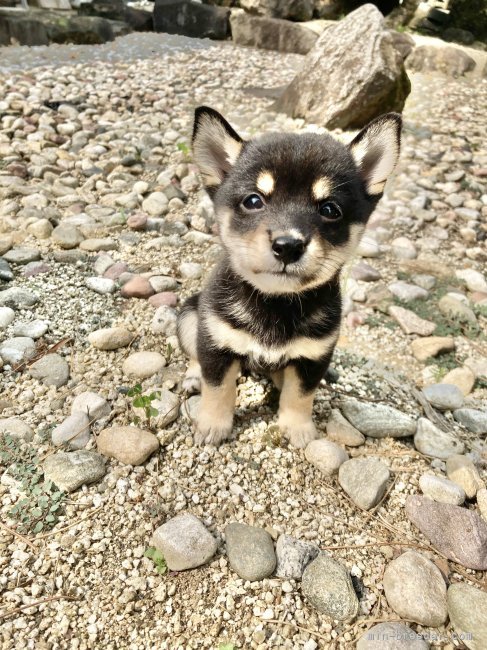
[0,434,65,534]
[127,384,161,429]
[144,546,167,575]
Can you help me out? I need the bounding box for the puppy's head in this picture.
[192,106,401,294]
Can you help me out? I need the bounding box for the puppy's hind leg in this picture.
[177,294,202,394]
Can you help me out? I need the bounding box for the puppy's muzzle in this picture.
[272,236,306,265]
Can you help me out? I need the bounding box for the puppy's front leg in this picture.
[196,349,240,446]
[278,357,329,449]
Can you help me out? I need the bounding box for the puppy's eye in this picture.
[242,194,265,210]
[318,201,342,221]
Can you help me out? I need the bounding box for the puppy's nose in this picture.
[272,236,305,264]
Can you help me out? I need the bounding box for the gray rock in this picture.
[301,553,359,620]
[141,191,169,216]
[97,426,159,465]
[0,306,15,329]
[305,439,348,476]
[338,458,390,510]
[52,224,84,249]
[53,249,87,264]
[148,275,178,293]
[422,384,464,411]
[414,418,464,459]
[153,0,230,40]
[405,495,487,570]
[391,236,417,260]
[388,305,436,336]
[357,622,429,649]
[0,417,34,441]
[43,450,106,493]
[448,583,487,650]
[341,398,416,438]
[230,11,318,55]
[52,412,91,449]
[29,353,69,388]
[225,522,276,581]
[240,0,314,21]
[274,5,410,130]
[350,261,382,282]
[71,391,110,421]
[88,327,133,350]
[85,277,116,295]
[383,551,447,627]
[446,455,484,499]
[0,337,36,365]
[151,305,178,336]
[13,319,48,339]
[0,287,39,310]
[179,262,202,280]
[419,473,465,505]
[438,295,477,323]
[79,238,118,253]
[453,408,487,435]
[182,395,200,422]
[275,534,319,579]
[3,247,41,264]
[325,409,365,447]
[388,281,428,302]
[0,258,13,281]
[407,45,476,78]
[478,488,487,523]
[122,351,166,379]
[456,268,487,293]
[152,513,217,571]
[412,274,436,290]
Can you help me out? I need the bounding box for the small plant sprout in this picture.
[176,141,190,157]
[144,547,167,575]
[127,384,161,429]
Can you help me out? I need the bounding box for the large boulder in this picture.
[45,15,115,44]
[0,13,49,45]
[406,45,476,78]
[153,0,230,40]
[273,4,411,130]
[230,11,318,54]
[79,0,153,31]
[239,0,314,21]
[448,0,487,43]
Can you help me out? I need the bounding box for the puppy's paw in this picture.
[195,413,233,446]
[182,374,201,394]
[279,419,318,449]
[182,362,202,394]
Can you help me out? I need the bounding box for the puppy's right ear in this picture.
[192,106,243,189]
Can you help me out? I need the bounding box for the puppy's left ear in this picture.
[192,106,244,189]
[349,113,401,196]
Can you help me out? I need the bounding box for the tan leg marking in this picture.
[278,365,317,449]
[271,369,284,391]
[196,360,240,446]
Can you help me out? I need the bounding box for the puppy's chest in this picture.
[205,302,339,367]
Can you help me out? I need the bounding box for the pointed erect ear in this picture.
[192,106,244,189]
[349,113,402,196]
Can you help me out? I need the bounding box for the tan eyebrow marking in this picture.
[312,177,333,201]
[256,171,275,195]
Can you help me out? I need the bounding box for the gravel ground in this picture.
[0,33,486,650]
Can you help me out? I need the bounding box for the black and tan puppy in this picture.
[177,106,401,447]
